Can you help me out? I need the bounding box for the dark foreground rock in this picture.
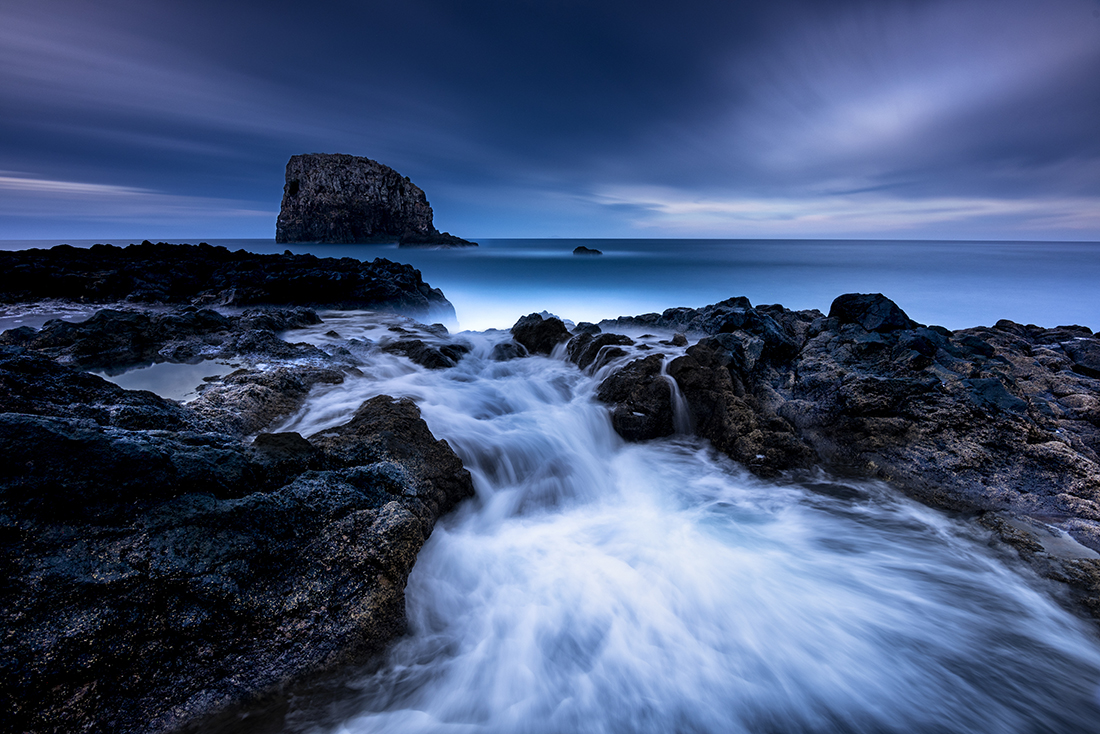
[275,153,475,246]
[593,293,1100,619]
[0,241,455,321]
[0,348,474,734]
[573,246,602,256]
[510,313,571,355]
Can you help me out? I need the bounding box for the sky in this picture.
[1,0,1099,241]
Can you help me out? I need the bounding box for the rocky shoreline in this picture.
[513,293,1100,618]
[3,243,1099,731]
[0,241,455,322]
[0,246,476,732]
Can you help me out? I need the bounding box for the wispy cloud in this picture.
[0,172,273,221]
[593,186,1100,239]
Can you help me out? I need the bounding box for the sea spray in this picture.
[274,312,1100,734]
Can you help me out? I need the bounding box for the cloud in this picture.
[0,172,273,221]
[593,186,1100,239]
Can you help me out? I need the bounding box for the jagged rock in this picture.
[667,341,813,476]
[381,339,470,369]
[566,332,635,371]
[0,242,455,321]
[188,366,347,436]
[591,292,1100,617]
[0,352,474,734]
[572,322,601,335]
[0,347,201,431]
[596,354,674,441]
[275,153,475,246]
[510,313,571,355]
[828,292,918,333]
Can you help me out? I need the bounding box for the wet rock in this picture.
[566,332,635,371]
[0,347,201,431]
[0,242,455,320]
[489,341,528,361]
[309,395,474,520]
[596,290,1100,609]
[0,356,473,733]
[667,342,813,476]
[510,313,571,355]
[572,246,602,256]
[381,339,470,369]
[275,153,475,246]
[595,354,674,441]
[189,366,346,436]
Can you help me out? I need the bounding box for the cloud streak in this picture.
[0,0,1097,239]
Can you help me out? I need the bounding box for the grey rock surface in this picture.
[275,153,475,246]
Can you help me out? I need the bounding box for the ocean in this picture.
[2,238,1098,332]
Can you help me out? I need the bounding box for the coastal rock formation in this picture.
[275,153,475,246]
[510,313,571,355]
[0,241,456,322]
[0,345,474,733]
[593,293,1100,618]
[573,246,602,256]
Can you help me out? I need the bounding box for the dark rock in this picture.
[566,332,635,371]
[596,354,674,441]
[0,242,455,321]
[489,341,528,361]
[0,347,200,431]
[510,313,571,355]
[309,395,474,520]
[1064,339,1100,379]
[667,343,813,476]
[275,153,475,246]
[572,322,602,335]
[573,246,602,256]
[189,366,346,436]
[0,305,333,373]
[381,339,470,369]
[0,354,474,734]
[828,293,919,333]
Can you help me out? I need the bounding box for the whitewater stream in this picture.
[257,312,1100,733]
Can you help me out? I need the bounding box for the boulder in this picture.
[573,246,602,256]
[275,153,475,246]
[595,354,674,441]
[827,293,918,333]
[510,313,571,355]
[566,332,635,371]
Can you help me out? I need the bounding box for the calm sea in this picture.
[2,238,1097,332]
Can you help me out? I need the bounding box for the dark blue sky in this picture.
[2,0,1099,240]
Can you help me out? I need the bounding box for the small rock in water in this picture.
[573,246,602,256]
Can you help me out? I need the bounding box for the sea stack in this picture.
[275,153,475,246]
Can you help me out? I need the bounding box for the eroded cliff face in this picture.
[274,153,474,246]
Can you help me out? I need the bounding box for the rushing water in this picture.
[6,237,1100,729]
[262,313,1100,734]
